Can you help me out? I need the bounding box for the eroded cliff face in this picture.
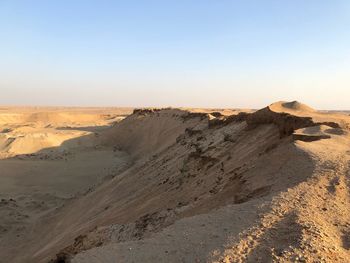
[245,106,341,137]
[209,104,342,140]
[8,102,350,263]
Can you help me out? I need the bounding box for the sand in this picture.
[0,103,350,263]
[0,107,133,261]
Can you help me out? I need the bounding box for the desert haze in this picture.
[0,101,349,262]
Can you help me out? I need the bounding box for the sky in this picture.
[0,0,349,109]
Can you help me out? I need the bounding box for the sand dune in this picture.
[0,102,350,263]
[269,101,316,113]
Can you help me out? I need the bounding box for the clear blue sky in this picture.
[0,0,349,109]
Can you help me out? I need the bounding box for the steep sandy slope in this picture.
[70,105,350,263]
[0,108,133,263]
[100,109,203,159]
[0,129,90,156]
[5,102,350,263]
[0,107,132,158]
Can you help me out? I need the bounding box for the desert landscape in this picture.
[0,101,349,262]
[1,2,349,262]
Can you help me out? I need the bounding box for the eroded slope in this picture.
[4,103,350,263]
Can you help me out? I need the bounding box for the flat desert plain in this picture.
[0,102,350,263]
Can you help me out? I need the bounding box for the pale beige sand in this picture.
[0,103,350,263]
[0,107,133,261]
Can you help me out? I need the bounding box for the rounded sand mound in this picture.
[269,101,315,113]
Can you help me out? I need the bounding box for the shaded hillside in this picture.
[5,102,350,263]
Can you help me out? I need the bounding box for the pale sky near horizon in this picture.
[0,1,349,109]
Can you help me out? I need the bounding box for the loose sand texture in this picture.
[0,107,133,261]
[1,102,350,263]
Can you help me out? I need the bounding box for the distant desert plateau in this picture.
[0,102,350,263]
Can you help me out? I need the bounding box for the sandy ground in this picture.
[0,107,132,261]
[1,102,350,263]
